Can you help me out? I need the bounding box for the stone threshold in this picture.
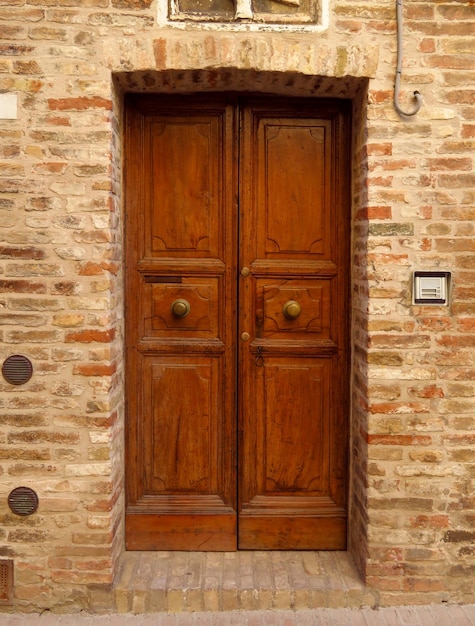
[111,551,378,613]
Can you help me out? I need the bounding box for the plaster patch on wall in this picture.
[0,94,17,120]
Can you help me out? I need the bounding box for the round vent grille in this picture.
[8,487,39,517]
[2,355,33,385]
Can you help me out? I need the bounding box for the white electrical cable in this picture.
[394,0,423,117]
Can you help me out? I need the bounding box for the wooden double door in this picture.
[125,95,350,551]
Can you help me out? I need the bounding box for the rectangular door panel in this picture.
[256,277,333,342]
[127,353,236,550]
[260,358,329,495]
[126,514,236,551]
[146,357,218,495]
[146,277,221,340]
[145,114,224,259]
[239,356,346,549]
[257,117,332,260]
[238,515,347,550]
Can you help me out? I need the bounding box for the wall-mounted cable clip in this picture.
[394,0,423,117]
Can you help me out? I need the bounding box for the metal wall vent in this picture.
[2,355,33,385]
[0,560,13,605]
[8,487,39,517]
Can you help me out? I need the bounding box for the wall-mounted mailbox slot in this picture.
[413,271,450,305]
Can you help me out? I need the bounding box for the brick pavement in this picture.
[1,606,475,626]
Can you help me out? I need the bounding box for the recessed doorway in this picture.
[124,95,350,551]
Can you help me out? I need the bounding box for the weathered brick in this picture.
[408,450,443,463]
[368,223,414,236]
[6,263,64,277]
[48,557,73,569]
[0,247,46,260]
[52,314,85,327]
[51,570,111,584]
[0,25,27,39]
[9,529,51,543]
[65,463,111,477]
[369,335,431,349]
[443,530,475,543]
[408,384,445,399]
[48,96,112,111]
[415,316,453,331]
[5,329,61,342]
[368,435,432,446]
[369,498,434,512]
[13,60,43,74]
[51,281,81,295]
[71,531,112,545]
[448,449,475,462]
[8,431,80,444]
[436,335,475,348]
[437,5,475,20]
[42,500,77,513]
[28,27,68,40]
[73,363,116,376]
[0,43,35,55]
[0,447,50,460]
[368,352,403,366]
[0,280,47,293]
[9,298,63,311]
[65,329,115,343]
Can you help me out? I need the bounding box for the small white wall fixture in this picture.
[0,94,17,120]
[413,271,451,306]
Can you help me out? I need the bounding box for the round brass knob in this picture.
[282,300,302,320]
[171,299,191,318]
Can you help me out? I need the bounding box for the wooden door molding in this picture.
[124,95,350,551]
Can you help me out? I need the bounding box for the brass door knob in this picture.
[171,299,191,317]
[282,300,301,320]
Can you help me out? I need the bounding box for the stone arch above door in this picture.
[109,32,378,94]
[114,67,370,99]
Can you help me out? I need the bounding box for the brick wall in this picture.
[359,0,475,603]
[0,0,474,612]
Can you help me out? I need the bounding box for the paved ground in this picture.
[1,606,475,625]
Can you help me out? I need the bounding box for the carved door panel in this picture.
[125,95,350,551]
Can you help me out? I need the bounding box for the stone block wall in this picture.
[0,0,474,612]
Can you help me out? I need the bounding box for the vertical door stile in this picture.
[237,100,257,532]
[235,100,243,517]
[225,97,239,521]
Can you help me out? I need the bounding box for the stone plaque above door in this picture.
[169,0,320,25]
